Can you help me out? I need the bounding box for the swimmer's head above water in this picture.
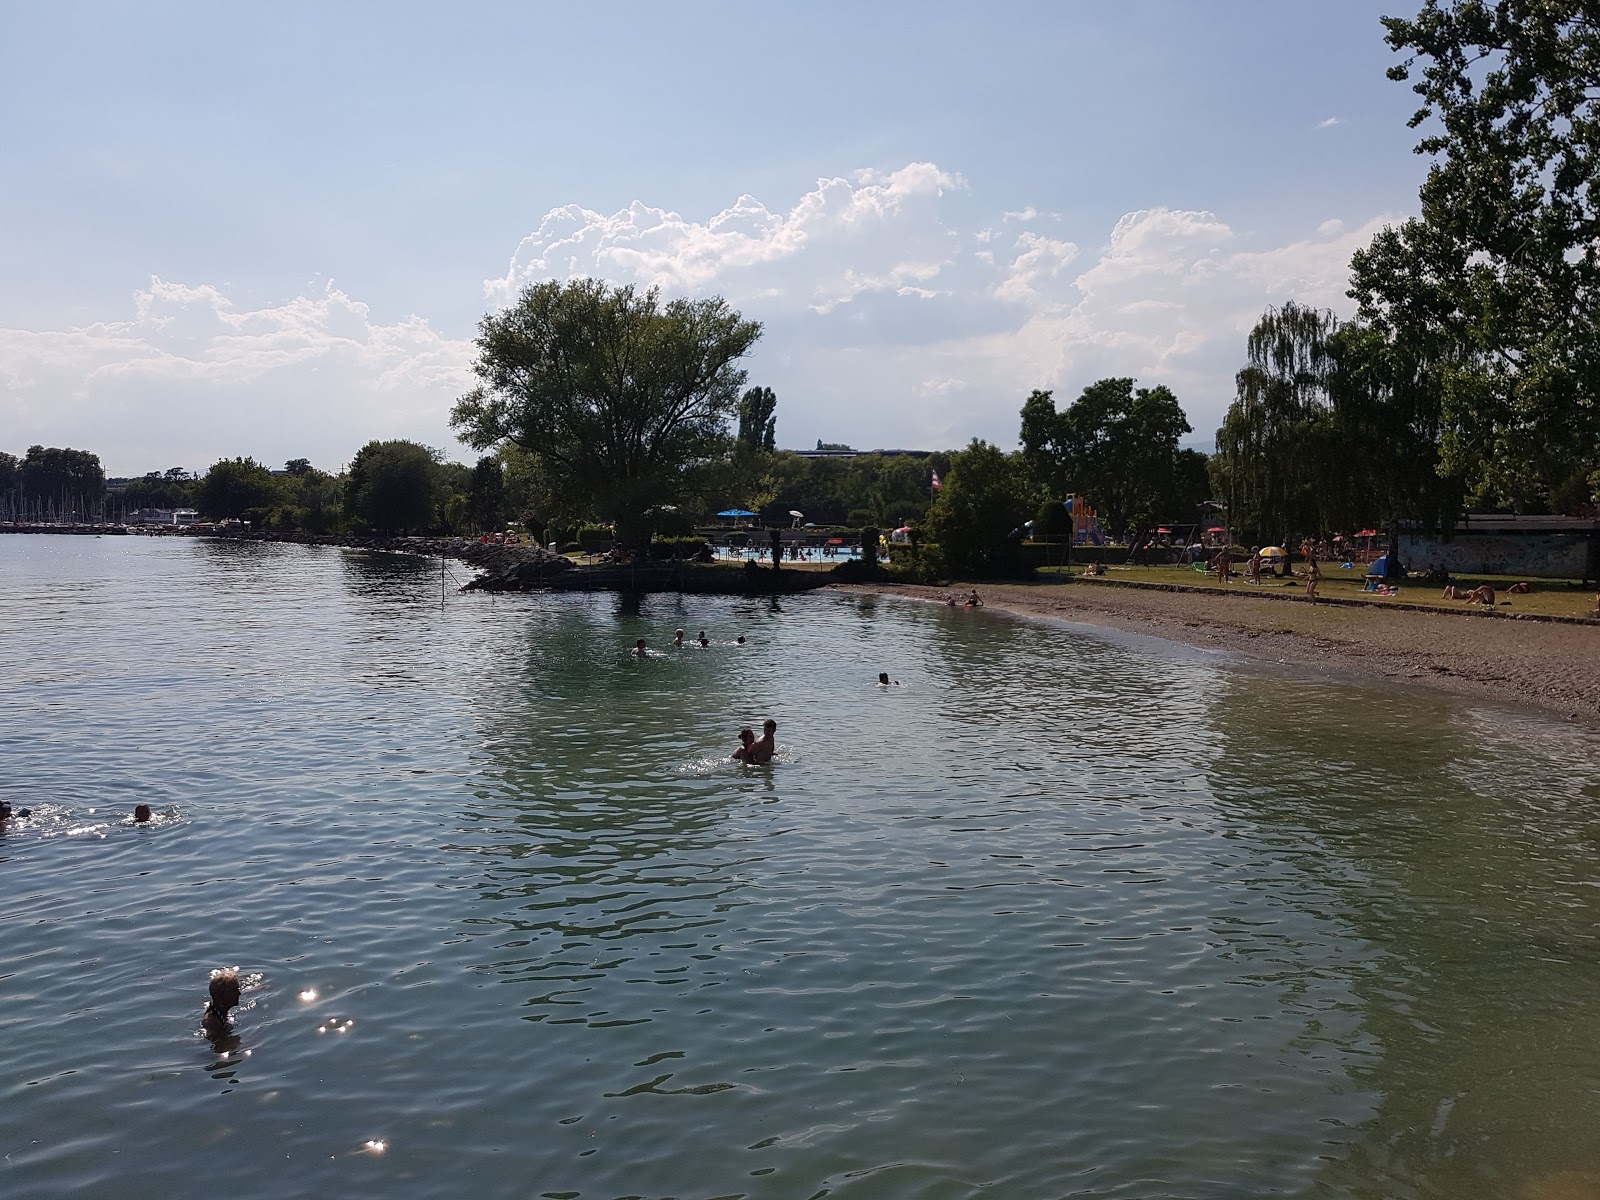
[203,966,242,1034]
[133,804,152,823]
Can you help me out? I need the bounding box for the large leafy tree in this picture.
[20,445,106,509]
[1019,379,1192,540]
[925,440,1041,578]
[1350,0,1600,508]
[345,440,439,534]
[452,279,762,554]
[195,457,282,520]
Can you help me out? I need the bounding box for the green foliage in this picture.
[1018,380,1194,539]
[1351,0,1600,507]
[577,524,614,552]
[648,535,711,560]
[344,440,439,534]
[282,465,343,533]
[466,455,506,532]
[1211,303,1466,542]
[925,440,1042,578]
[1032,499,1071,539]
[737,386,777,452]
[122,468,194,510]
[0,451,18,493]
[754,450,946,527]
[20,445,106,505]
[196,457,282,520]
[452,278,761,553]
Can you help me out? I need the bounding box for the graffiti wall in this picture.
[1400,532,1592,579]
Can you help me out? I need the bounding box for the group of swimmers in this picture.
[0,799,152,826]
[632,628,749,657]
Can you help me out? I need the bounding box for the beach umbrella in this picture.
[1356,528,1378,537]
[717,508,758,518]
[1207,525,1225,532]
[1156,526,1172,533]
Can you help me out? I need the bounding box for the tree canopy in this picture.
[195,457,281,520]
[451,278,762,553]
[19,445,106,506]
[737,386,777,453]
[345,439,440,534]
[1350,0,1600,508]
[925,440,1041,577]
[1019,379,1195,539]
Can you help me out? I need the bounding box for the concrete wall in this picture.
[1400,531,1592,579]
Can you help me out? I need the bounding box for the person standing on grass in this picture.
[1306,555,1322,601]
[1212,547,1232,584]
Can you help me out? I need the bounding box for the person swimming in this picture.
[696,631,709,648]
[749,719,777,764]
[202,967,242,1036]
[631,638,648,658]
[731,727,756,762]
[877,672,899,686]
[736,635,746,645]
[673,628,684,646]
[133,804,152,823]
[0,800,31,825]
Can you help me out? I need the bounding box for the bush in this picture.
[1032,500,1071,540]
[577,524,614,552]
[649,535,712,561]
[653,509,697,537]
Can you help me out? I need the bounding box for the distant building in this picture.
[129,507,201,526]
[789,445,934,460]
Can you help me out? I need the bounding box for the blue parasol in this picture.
[717,508,758,518]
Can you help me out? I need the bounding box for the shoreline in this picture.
[842,579,1600,728]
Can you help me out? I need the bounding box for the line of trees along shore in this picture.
[6,4,1596,575]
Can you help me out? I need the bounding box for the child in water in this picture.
[202,967,242,1035]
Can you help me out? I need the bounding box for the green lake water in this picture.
[3,535,1600,1199]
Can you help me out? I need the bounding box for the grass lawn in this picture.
[1036,562,1600,620]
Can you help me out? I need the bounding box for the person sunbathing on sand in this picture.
[1443,584,1495,605]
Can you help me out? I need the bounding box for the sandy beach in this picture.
[844,578,1600,726]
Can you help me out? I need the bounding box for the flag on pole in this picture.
[930,469,941,491]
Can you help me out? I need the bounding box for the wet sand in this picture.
[843,579,1600,726]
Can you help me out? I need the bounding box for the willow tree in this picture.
[452,279,762,556]
[1211,303,1345,544]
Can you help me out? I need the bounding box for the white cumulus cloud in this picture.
[2,162,1406,472]
[0,279,473,474]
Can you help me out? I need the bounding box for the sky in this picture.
[0,1,1431,477]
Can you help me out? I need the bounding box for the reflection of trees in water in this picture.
[1204,673,1600,1197]
[448,595,772,1030]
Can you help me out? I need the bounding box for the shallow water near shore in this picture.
[5,534,1600,1200]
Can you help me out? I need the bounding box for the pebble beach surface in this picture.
[846,578,1600,725]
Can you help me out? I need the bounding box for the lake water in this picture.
[4,535,1600,1200]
